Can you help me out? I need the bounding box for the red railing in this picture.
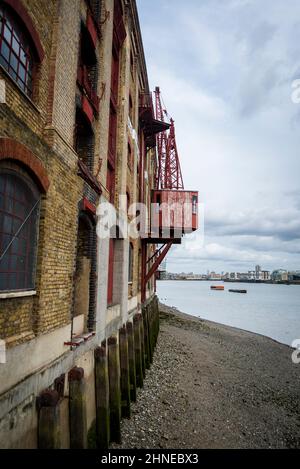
[151,190,198,234]
[139,93,153,113]
[77,64,100,115]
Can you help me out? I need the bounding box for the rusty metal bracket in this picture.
[146,244,166,264]
[143,241,174,289]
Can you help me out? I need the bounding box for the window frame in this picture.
[0,167,41,293]
[0,5,35,97]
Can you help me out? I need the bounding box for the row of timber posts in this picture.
[37,296,160,449]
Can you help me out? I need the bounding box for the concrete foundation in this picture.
[0,295,159,448]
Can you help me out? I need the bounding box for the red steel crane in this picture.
[154,87,184,190]
[141,87,198,303]
[166,118,184,190]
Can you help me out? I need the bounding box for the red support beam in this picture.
[141,242,174,303]
[145,243,173,284]
[146,244,165,264]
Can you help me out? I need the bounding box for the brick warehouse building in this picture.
[0,0,170,448]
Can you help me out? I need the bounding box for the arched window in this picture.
[128,242,134,283]
[0,4,34,95]
[0,169,40,291]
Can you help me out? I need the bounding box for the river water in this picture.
[156,280,300,346]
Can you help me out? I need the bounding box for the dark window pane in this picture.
[1,41,10,62]
[18,63,25,82]
[3,24,11,42]
[0,54,9,70]
[13,217,22,233]
[19,222,28,238]
[10,255,17,270]
[11,237,19,254]
[18,237,27,254]
[10,52,18,72]
[5,196,13,214]
[12,35,19,55]
[3,214,12,234]
[8,273,17,289]
[5,176,14,196]
[15,201,25,218]
[10,69,16,80]
[4,17,12,30]
[0,254,9,271]
[0,273,8,290]
[18,272,26,289]
[2,234,12,252]
[17,255,26,270]
[20,48,26,65]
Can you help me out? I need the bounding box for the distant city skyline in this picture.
[163,263,299,276]
[160,265,300,283]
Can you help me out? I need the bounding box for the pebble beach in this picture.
[111,303,300,449]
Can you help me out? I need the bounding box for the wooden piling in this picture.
[147,305,153,365]
[139,314,146,378]
[68,367,87,449]
[155,296,160,342]
[142,306,150,369]
[108,335,121,443]
[119,325,131,418]
[126,321,137,402]
[149,304,155,360]
[152,296,159,346]
[94,344,110,449]
[133,314,143,388]
[38,389,61,449]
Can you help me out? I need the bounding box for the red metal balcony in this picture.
[139,93,153,119]
[151,190,198,238]
[139,93,170,149]
[77,64,100,116]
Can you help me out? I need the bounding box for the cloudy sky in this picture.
[136,0,300,274]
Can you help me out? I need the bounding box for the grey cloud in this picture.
[244,21,278,54]
[205,210,300,241]
[226,235,300,255]
[237,60,287,117]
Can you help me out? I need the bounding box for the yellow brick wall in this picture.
[0,0,156,347]
[0,103,82,344]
